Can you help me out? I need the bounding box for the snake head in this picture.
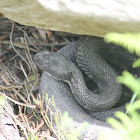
[34,51,73,81]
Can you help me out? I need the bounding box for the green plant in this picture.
[50,94,88,140]
[28,129,39,140]
[0,95,6,106]
[103,33,140,140]
[34,93,88,140]
[59,112,88,140]
[0,94,6,112]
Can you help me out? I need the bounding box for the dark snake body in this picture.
[34,36,140,139]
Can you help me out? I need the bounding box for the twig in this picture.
[1,40,38,52]
[16,25,39,50]
[0,85,22,90]
[0,92,35,108]
[10,22,31,72]
[1,40,68,48]
[1,74,34,106]
[23,32,38,76]
[3,104,29,139]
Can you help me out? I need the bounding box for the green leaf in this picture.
[0,95,6,106]
[126,92,137,114]
[132,59,140,68]
[115,112,132,129]
[60,112,74,130]
[107,117,125,131]
[104,33,140,56]
[117,71,140,96]
[59,112,88,140]
[103,32,140,140]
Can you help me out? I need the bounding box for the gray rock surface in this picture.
[0,0,140,36]
[0,102,22,140]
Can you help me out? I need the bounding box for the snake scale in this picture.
[34,36,140,139]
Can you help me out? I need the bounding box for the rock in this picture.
[0,0,140,37]
[0,102,22,140]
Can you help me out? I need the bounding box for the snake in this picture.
[34,36,139,139]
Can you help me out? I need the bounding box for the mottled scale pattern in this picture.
[35,36,140,140]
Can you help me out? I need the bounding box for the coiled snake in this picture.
[34,36,139,139]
